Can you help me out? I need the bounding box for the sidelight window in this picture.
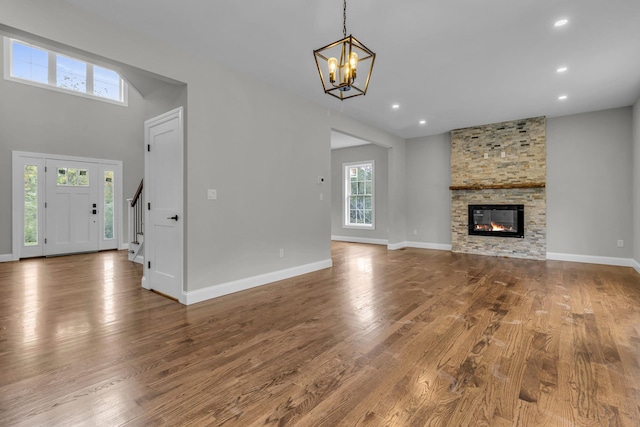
[103,171,114,240]
[24,165,38,246]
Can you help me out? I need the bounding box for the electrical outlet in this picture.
[617,240,624,248]
[207,189,217,200]
[413,229,418,235]
[279,248,284,258]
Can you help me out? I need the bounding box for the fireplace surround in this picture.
[468,204,524,238]
[450,116,546,260]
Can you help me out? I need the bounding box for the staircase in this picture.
[127,180,144,264]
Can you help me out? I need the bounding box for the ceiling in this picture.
[63,0,640,140]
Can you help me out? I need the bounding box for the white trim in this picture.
[120,243,129,250]
[405,241,453,251]
[182,259,333,305]
[141,275,149,290]
[546,252,633,267]
[134,255,144,264]
[633,259,640,275]
[0,254,14,263]
[331,235,388,245]
[387,241,408,250]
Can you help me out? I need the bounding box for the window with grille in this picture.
[344,161,374,228]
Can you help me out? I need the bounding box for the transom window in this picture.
[344,161,375,228]
[4,37,128,105]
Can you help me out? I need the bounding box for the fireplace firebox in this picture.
[468,204,524,238]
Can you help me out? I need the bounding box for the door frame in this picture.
[12,151,123,260]
[141,107,184,303]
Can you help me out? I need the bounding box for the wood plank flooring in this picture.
[1,242,639,426]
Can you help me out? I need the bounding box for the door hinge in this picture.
[45,202,47,208]
[147,202,151,210]
[44,238,47,244]
[148,261,151,269]
[147,144,151,152]
[45,166,47,172]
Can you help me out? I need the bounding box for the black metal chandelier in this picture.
[313,0,376,100]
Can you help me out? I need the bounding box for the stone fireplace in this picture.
[450,117,546,260]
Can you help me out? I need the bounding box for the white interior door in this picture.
[45,159,98,256]
[144,107,183,301]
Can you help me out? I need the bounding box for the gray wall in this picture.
[405,133,452,245]
[3,1,392,292]
[402,108,635,259]
[547,107,633,258]
[633,97,640,264]
[331,144,389,241]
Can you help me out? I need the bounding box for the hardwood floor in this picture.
[1,243,639,426]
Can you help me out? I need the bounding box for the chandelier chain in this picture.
[343,0,347,37]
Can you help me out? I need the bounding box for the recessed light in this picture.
[392,104,400,109]
[554,19,568,27]
[557,66,568,73]
[419,120,427,125]
[558,95,568,100]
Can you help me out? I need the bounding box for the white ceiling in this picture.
[63,0,640,139]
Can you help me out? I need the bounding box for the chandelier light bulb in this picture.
[328,57,338,83]
[349,51,358,78]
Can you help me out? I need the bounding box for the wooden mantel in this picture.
[449,182,546,191]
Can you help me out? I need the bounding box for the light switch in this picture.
[207,189,217,200]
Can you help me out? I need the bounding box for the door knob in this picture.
[167,215,179,221]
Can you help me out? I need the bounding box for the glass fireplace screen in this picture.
[468,204,524,238]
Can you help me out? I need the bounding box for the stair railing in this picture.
[128,179,144,245]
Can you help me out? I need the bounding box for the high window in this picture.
[344,161,374,228]
[4,38,127,105]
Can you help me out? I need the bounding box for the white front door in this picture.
[45,160,99,256]
[12,152,123,260]
[144,107,183,301]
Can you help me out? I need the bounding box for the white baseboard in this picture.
[331,235,388,245]
[134,255,144,264]
[141,275,149,290]
[632,259,640,274]
[546,252,633,267]
[0,253,13,263]
[405,241,453,251]
[183,259,333,305]
[120,243,129,250]
[387,241,407,250]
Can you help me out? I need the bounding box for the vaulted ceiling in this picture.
[63,0,640,139]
